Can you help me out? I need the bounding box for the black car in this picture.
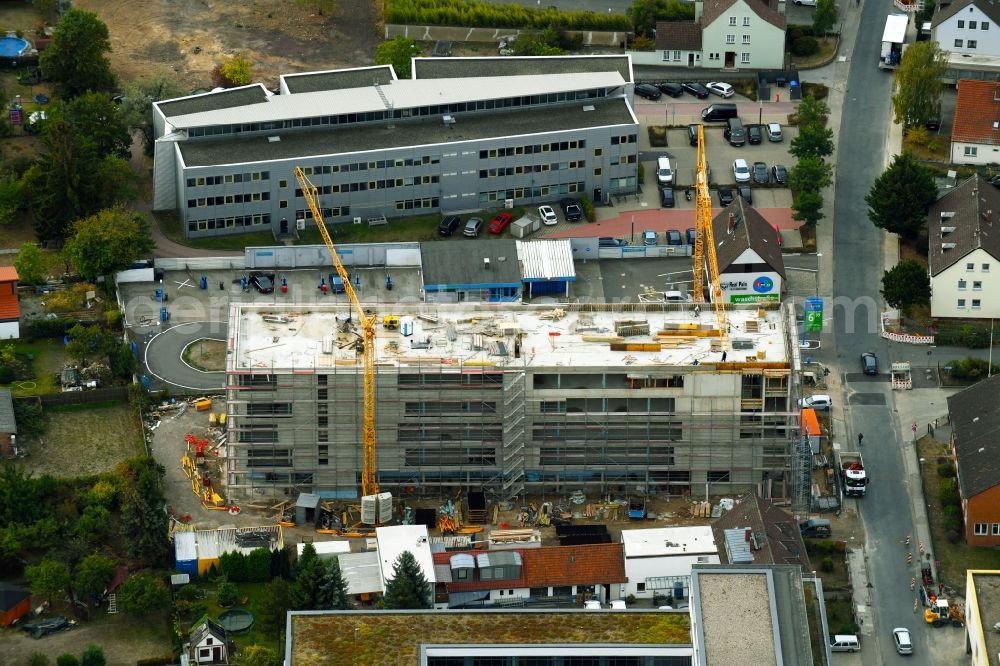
[437,215,461,236]
[666,229,683,245]
[925,117,941,131]
[747,124,763,145]
[686,227,696,245]
[658,82,684,98]
[561,198,583,222]
[752,161,769,184]
[687,123,700,146]
[249,271,275,294]
[771,164,788,185]
[635,83,662,101]
[681,82,710,99]
[738,184,752,204]
[718,187,735,206]
[861,352,878,375]
[660,187,675,208]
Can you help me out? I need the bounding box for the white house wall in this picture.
[935,7,1000,57]
[951,140,1000,165]
[0,322,19,340]
[931,248,1000,318]
[701,0,785,70]
[623,553,721,599]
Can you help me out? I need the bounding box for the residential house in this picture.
[185,618,229,665]
[927,174,1000,319]
[620,526,720,602]
[712,200,786,303]
[0,266,19,339]
[0,582,30,626]
[431,542,627,608]
[964,569,1000,665]
[947,375,1000,545]
[950,79,1000,165]
[0,389,17,458]
[699,0,787,70]
[654,21,703,68]
[932,0,1000,58]
[710,492,812,570]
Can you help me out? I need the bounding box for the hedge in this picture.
[385,0,632,31]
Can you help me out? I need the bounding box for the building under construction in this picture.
[225,301,803,503]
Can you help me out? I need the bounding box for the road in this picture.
[826,2,937,663]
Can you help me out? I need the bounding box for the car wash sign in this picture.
[720,272,781,303]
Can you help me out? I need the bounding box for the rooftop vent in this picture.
[442,115,456,127]
[940,211,955,219]
[941,226,956,235]
[583,105,595,112]
[267,136,281,143]
[942,242,957,250]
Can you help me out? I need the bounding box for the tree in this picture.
[374,37,418,79]
[881,259,931,309]
[794,95,829,127]
[233,645,280,666]
[12,398,48,439]
[119,74,186,156]
[291,543,325,610]
[865,152,938,238]
[74,553,115,603]
[0,175,22,226]
[66,324,110,364]
[117,457,170,567]
[788,156,833,193]
[319,557,352,610]
[258,577,292,636]
[216,580,238,607]
[62,92,132,159]
[813,0,838,35]
[55,657,79,666]
[628,0,695,37]
[25,558,70,601]
[216,53,253,87]
[790,121,834,160]
[39,9,115,98]
[15,244,47,286]
[116,572,170,616]
[247,548,272,583]
[381,550,431,609]
[510,34,565,56]
[791,189,825,227]
[893,40,947,128]
[64,208,154,280]
[79,645,106,666]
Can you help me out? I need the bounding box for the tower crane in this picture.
[690,124,730,351]
[294,167,379,499]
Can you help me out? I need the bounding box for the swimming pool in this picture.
[0,36,30,60]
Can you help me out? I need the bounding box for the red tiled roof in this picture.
[0,267,18,282]
[655,21,703,51]
[702,0,786,30]
[0,294,20,321]
[952,80,1000,146]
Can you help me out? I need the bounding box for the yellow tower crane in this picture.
[293,167,379,499]
[690,124,730,351]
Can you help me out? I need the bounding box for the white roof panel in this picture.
[298,540,352,558]
[338,550,384,595]
[517,239,576,280]
[174,531,197,562]
[620,526,718,558]
[376,524,436,587]
[882,14,908,43]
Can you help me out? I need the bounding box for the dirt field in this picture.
[74,0,380,90]
[182,338,226,371]
[18,403,143,477]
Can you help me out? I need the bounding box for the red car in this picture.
[488,211,513,234]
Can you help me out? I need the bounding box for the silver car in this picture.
[892,627,913,655]
[766,122,783,142]
[733,159,751,183]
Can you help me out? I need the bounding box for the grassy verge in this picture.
[917,435,1000,588]
[791,37,839,69]
[825,598,858,635]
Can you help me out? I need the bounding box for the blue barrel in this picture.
[200,275,207,289]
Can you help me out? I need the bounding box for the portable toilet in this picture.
[801,408,821,454]
[400,317,414,337]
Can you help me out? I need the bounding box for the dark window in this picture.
[707,470,731,483]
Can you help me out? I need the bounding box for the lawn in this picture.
[917,435,1000,588]
[192,580,277,650]
[825,598,858,635]
[790,37,839,69]
[1,338,69,396]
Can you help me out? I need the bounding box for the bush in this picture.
[135,657,176,666]
[384,0,632,31]
[820,556,834,573]
[647,125,667,147]
[23,317,80,340]
[216,580,238,607]
[942,504,960,518]
[935,326,992,348]
[174,584,203,601]
[948,356,999,380]
[947,529,962,543]
[937,462,955,478]
[220,551,248,582]
[938,478,959,505]
[630,35,655,51]
[943,517,962,533]
[580,194,595,223]
[792,36,819,57]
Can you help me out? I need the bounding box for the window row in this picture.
[956,20,989,30]
[957,279,983,290]
[297,206,351,220]
[395,197,440,211]
[724,34,752,44]
[956,298,983,309]
[479,162,586,178]
[187,214,270,233]
[301,155,441,175]
[973,522,1000,536]
[479,181,586,204]
[729,15,752,26]
[185,171,270,187]
[954,39,980,48]
[293,174,440,196]
[965,262,990,272]
[187,191,271,207]
[405,401,498,416]
[480,140,587,159]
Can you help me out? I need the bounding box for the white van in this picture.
[657,156,674,185]
[830,635,860,652]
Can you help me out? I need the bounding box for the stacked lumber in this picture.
[488,528,538,543]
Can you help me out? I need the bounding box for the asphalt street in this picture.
[827,2,936,663]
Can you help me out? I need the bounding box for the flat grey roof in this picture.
[414,55,633,83]
[178,97,636,167]
[157,85,270,119]
[282,66,395,94]
[421,239,521,287]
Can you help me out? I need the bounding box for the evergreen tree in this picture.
[258,577,292,636]
[318,557,352,610]
[291,543,325,610]
[865,152,938,238]
[382,551,432,609]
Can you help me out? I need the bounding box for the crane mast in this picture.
[690,124,730,351]
[293,167,379,498]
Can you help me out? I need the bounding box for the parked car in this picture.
[688,123,700,146]
[438,215,461,236]
[718,186,735,206]
[800,518,832,538]
[666,229,683,245]
[682,81,710,99]
[766,122,783,142]
[686,227,696,245]
[861,352,878,375]
[643,230,658,246]
[657,156,674,185]
[660,187,676,208]
[538,205,558,226]
[635,83,662,101]
[925,116,941,131]
[658,82,684,98]
[794,0,817,5]
[892,628,913,655]
[752,161,769,184]
[463,217,484,237]
[561,198,583,222]
[733,159,751,183]
[738,184,752,204]
[798,394,832,410]
[706,81,735,98]
[487,211,513,234]
[249,271,275,294]
[599,237,627,247]
[771,164,788,185]
[747,124,763,145]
